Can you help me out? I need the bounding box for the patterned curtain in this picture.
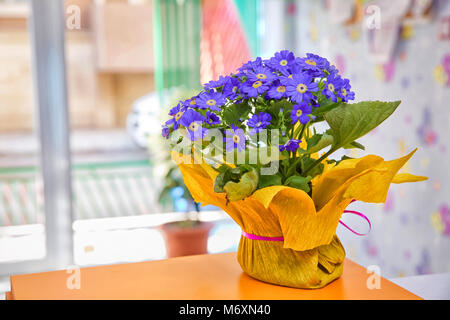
[153,0,260,90]
[233,0,261,57]
[152,0,202,93]
[201,0,252,83]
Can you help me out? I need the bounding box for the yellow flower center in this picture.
[256,73,267,80]
[253,81,262,89]
[232,86,238,92]
[189,122,200,132]
[233,135,240,143]
[296,109,303,117]
[328,83,335,92]
[341,88,347,96]
[288,74,293,79]
[305,59,317,66]
[175,112,183,121]
[296,83,307,93]
[280,59,288,66]
[277,86,286,93]
[190,99,196,105]
[206,99,217,106]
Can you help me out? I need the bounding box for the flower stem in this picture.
[298,124,306,140]
[303,148,335,176]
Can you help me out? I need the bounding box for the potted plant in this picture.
[147,89,214,258]
[161,51,427,288]
[157,158,213,258]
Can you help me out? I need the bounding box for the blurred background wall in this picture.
[281,0,450,278]
[0,0,448,279]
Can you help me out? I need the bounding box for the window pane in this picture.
[0,0,46,264]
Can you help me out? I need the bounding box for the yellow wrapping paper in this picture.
[174,149,427,288]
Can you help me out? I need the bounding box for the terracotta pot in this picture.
[159,221,213,258]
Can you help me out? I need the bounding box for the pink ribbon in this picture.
[339,209,372,236]
[241,231,284,242]
[339,200,372,236]
[241,200,371,241]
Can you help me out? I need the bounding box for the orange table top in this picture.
[7,252,421,300]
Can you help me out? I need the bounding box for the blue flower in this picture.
[197,90,226,111]
[337,78,355,102]
[179,109,207,141]
[326,64,339,76]
[161,125,170,139]
[183,96,199,108]
[278,63,303,85]
[310,96,320,108]
[306,53,330,68]
[322,74,342,102]
[238,57,263,74]
[222,76,241,100]
[279,139,302,152]
[266,81,288,100]
[203,75,228,90]
[286,72,318,103]
[290,102,312,125]
[266,50,296,71]
[299,53,331,77]
[206,111,220,125]
[241,79,270,98]
[225,124,246,152]
[247,112,272,135]
[247,66,276,83]
[165,103,187,130]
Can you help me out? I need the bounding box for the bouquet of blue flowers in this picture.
[161,51,426,289]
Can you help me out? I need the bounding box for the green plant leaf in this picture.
[256,146,284,165]
[300,156,324,179]
[343,140,365,150]
[213,171,229,192]
[216,164,231,174]
[222,101,251,125]
[284,175,311,193]
[312,101,342,121]
[300,133,334,154]
[284,158,300,177]
[268,99,293,118]
[223,168,259,201]
[324,100,401,150]
[258,174,282,189]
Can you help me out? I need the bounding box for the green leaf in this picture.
[213,171,230,192]
[258,174,282,189]
[284,175,311,193]
[312,101,342,120]
[216,164,231,174]
[223,168,259,201]
[214,164,256,193]
[222,102,251,125]
[343,140,365,150]
[301,133,334,154]
[300,156,324,179]
[286,158,302,177]
[269,99,293,116]
[324,100,401,150]
[256,146,284,165]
